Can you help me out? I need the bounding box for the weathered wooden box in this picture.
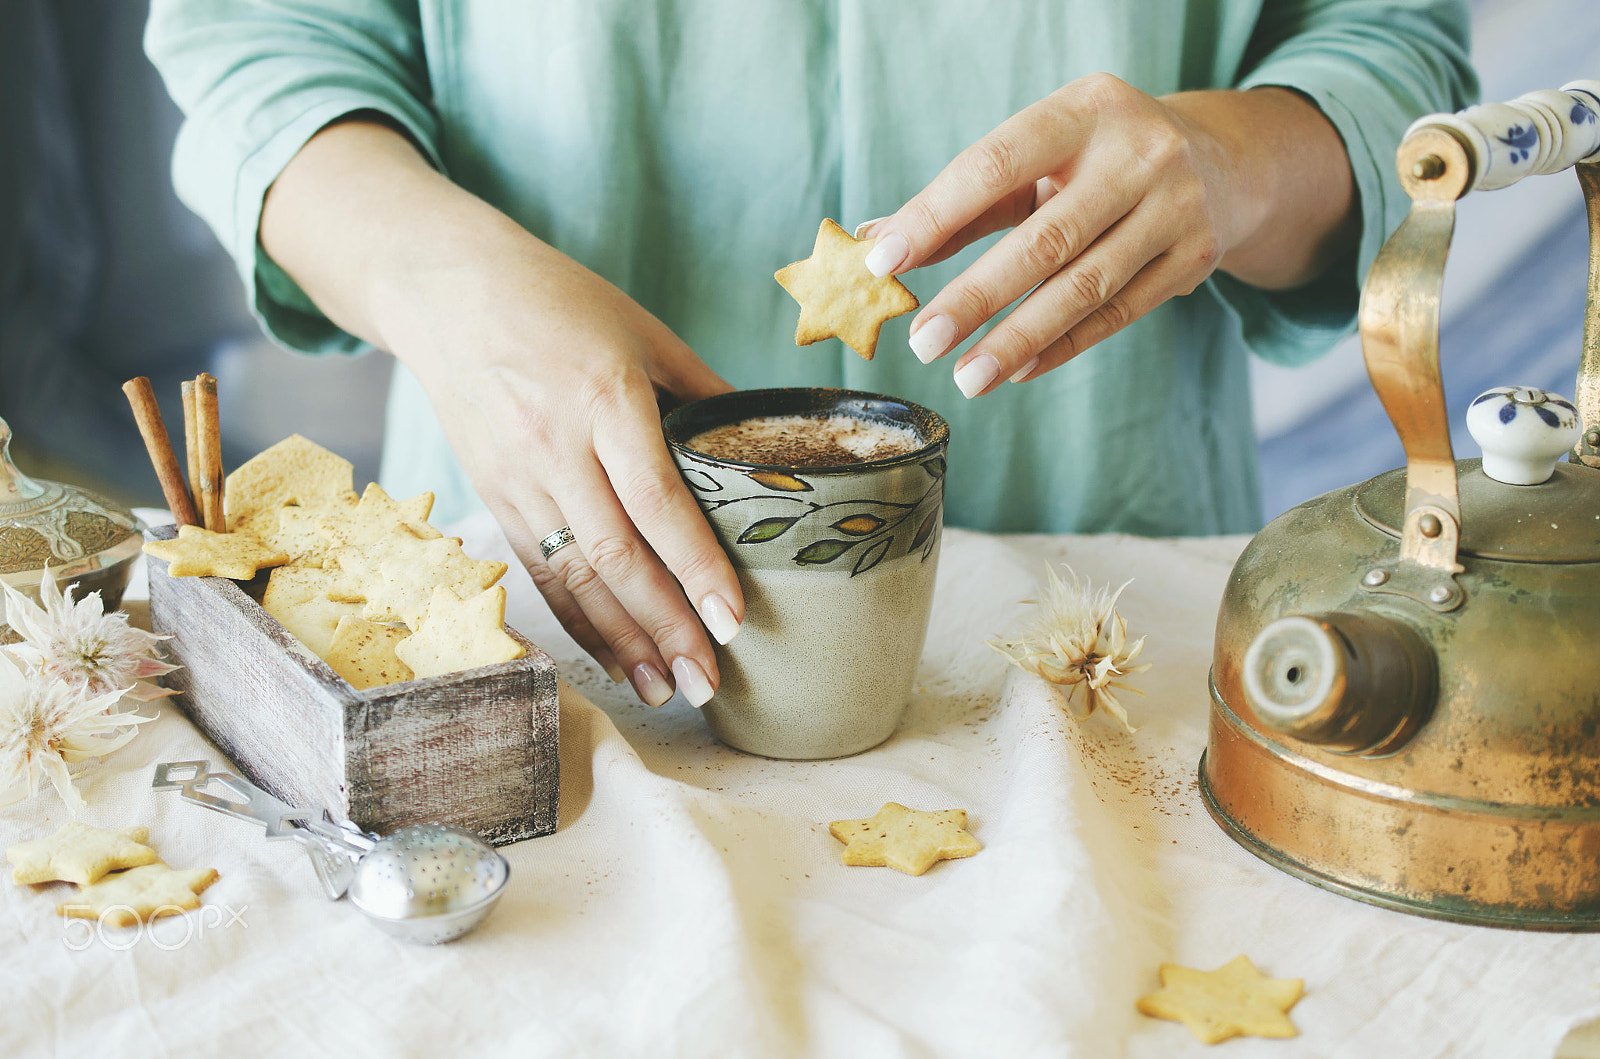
[145,526,558,846]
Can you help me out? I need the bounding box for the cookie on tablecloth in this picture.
[7,823,158,887]
[1136,955,1303,1044]
[57,862,220,928]
[828,802,981,876]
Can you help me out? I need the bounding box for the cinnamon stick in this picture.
[121,376,201,527]
[181,379,202,509]
[195,373,226,532]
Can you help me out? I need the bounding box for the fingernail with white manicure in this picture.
[672,656,715,708]
[1010,357,1040,383]
[699,593,741,645]
[954,354,1000,398]
[601,657,627,683]
[632,662,674,707]
[854,216,888,239]
[863,231,909,277]
[909,314,957,363]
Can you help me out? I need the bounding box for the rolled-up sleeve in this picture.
[145,0,441,355]
[1211,0,1477,366]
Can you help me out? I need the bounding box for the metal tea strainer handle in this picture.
[152,759,373,899]
[152,760,513,945]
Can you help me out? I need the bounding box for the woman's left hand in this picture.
[858,74,1355,397]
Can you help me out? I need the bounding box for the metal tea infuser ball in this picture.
[154,760,510,944]
[1202,80,1600,931]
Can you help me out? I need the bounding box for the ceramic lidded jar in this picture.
[0,417,142,637]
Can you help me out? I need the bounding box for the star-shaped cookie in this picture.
[828,802,981,876]
[224,433,357,534]
[144,525,289,580]
[333,483,438,543]
[776,218,919,360]
[7,823,158,887]
[1136,955,1303,1044]
[268,493,360,567]
[395,588,524,681]
[395,586,524,679]
[275,484,438,569]
[261,566,363,656]
[57,862,220,928]
[326,529,506,630]
[306,483,440,549]
[325,615,414,690]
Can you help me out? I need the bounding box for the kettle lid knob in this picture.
[1465,386,1582,485]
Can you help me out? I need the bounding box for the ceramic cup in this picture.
[663,388,949,759]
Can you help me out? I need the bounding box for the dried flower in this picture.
[3,567,178,702]
[990,565,1151,733]
[0,650,155,812]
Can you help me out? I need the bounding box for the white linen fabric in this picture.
[3,517,1599,1058]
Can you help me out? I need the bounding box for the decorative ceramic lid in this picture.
[0,416,142,590]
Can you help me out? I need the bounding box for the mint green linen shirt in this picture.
[146,1,1473,535]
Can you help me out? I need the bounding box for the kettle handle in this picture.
[1357,82,1600,610]
[1403,81,1600,193]
[1357,126,1470,604]
[1574,163,1600,467]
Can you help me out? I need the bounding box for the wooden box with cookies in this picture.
[127,392,558,848]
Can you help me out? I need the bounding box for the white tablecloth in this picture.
[5,518,1600,1058]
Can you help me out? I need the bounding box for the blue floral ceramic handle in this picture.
[1405,79,1600,193]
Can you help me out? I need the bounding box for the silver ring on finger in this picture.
[539,526,578,560]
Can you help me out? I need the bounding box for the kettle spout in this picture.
[1241,611,1437,756]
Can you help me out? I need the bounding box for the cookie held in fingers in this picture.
[7,823,158,887]
[142,525,289,580]
[1135,955,1303,1044]
[828,802,981,876]
[776,218,919,360]
[57,861,220,928]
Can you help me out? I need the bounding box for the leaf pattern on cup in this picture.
[853,538,892,576]
[737,516,801,544]
[680,467,723,493]
[784,474,942,573]
[833,514,886,536]
[680,449,946,576]
[748,471,813,492]
[795,539,855,565]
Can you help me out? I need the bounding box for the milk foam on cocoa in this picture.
[686,414,921,467]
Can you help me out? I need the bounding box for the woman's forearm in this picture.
[259,118,546,361]
[1164,87,1359,291]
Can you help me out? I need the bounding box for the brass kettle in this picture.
[1203,82,1600,930]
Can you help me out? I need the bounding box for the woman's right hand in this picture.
[263,119,742,707]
